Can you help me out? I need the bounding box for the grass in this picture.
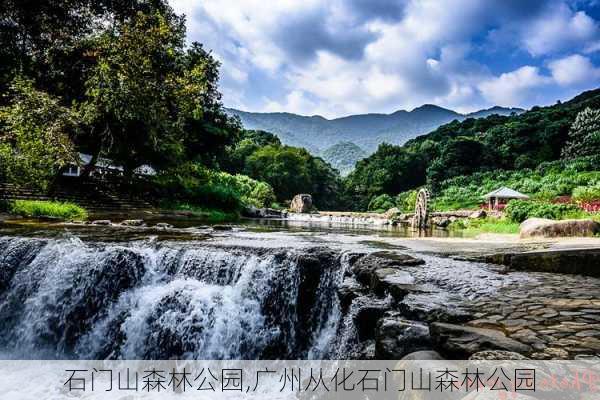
[450,217,520,236]
[163,202,239,223]
[9,200,88,220]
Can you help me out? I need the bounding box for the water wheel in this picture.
[412,188,430,230]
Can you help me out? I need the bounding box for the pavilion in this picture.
[483,187,529,210]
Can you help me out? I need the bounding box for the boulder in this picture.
[383,207,401,219]
[350,252,424,289]
[430,322,532,358]
[290,194,313,213]
[375,313,431,359]
[401,350,444,360]
[372,269,419,301]
[520,217,600,238]
[91,220,111,225]
[353,296,392,341]
[212,225,232,231]
[336,277,365,310]
[433,217,451,228]
[469,350,529,360]
[469,210,487,219]
[120,219,145,227]
[243,206,286,219]
[399,293,472,324]
[154,222,173,229]
[487,248,600,277]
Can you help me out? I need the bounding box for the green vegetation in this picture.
[152,163,276,212]
[562,108,600,159]
[0,78,76,190]
[368,194,395,213]
[0,1,344,215]
[9,200,87,220]
[226,130,343,210]
[450,218,520,236]
[429,156,600,211]
[319,142,367,176]
[504,200,585,223]
[345,90,600,211]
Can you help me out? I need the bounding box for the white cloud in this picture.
[548,54,600,86]
[523,5,599,56]
[169,0,600,117]
[478,66,551,106]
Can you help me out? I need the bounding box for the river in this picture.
[0,219,599,360]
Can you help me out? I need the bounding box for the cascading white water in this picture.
[0,236,350,360]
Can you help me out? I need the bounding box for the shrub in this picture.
[505,200,582,223]
[10,200,88,220]
[368,194,395,212]
[396,190,418,212]
[572,185,600,203]
[209,172,276,208]
[152,163,276,210]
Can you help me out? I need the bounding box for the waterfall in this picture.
[0,236,350,360]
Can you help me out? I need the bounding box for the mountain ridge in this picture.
[226,104,524,154]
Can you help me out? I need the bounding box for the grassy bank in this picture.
[450,217,520,236]
[7,200,88,220]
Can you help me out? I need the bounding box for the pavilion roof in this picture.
[482,187,529,199]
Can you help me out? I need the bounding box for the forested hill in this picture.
[344,87,600,210]
[226,105,523,153]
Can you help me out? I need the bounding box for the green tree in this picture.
[426,138,485,189]
[344,143,427,210]
[79,11,238,175]
[0,78,76,189]
[244,144,342,209]
[562,108,600,159]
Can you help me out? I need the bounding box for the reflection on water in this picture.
[0,216,464,242]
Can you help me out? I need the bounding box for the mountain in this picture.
[319,142,368,176]
[465,106,524,119]
[226,105,524,153]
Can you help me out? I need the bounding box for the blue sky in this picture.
[171,0,600,118]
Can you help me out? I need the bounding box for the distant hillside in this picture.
[226,105,523,153]
[319,142,367,176]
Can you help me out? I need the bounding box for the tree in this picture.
[78,11,186,174]
[0,78,76,190]
[343,143,427,210]
[562,107,600,159]
[243,144,342,209]
[426,138,486,189]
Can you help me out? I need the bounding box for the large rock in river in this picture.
[375,313,431,359]
[520,217,600,238]
[290,194,313,213]
[430,322,531,358]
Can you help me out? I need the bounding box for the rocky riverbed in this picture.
[0,217,599,361]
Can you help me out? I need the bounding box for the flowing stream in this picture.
[0,235,351,360]
[1,222,599,361]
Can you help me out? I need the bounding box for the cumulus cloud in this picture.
[170,0,600,117]
[548,54,600,86]
[478,66,551,106]
[522,4,599,56]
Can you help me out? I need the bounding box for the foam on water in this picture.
[0,236,348,360]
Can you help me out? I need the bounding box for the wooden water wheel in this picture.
[412,188,430,230]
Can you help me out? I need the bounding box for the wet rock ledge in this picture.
[342,251,600,360]
[485,248,600,277]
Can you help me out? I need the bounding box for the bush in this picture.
[368,194,395,212]
[572,185,600,203]
[396,190,417,212]
[152,163,276,210]
[10,200,88,220]
[505,200,582,223]
[209,172,276,208]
